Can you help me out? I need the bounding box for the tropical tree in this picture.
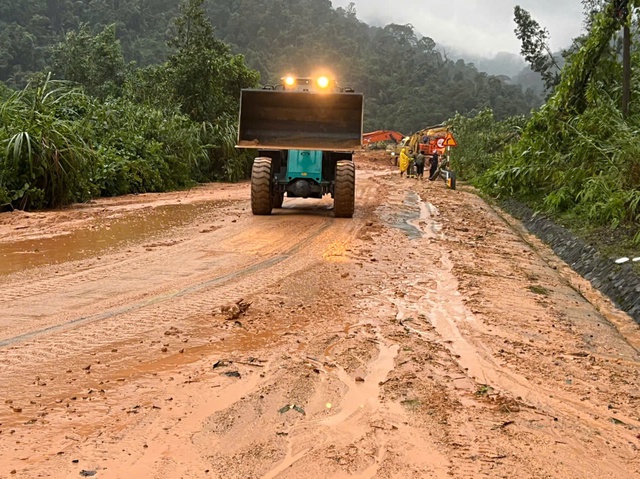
[166,0,259,123]
[513,6,563,94]
[51,23,128,99]
[480,1,640,241]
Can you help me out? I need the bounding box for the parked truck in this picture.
[236,75,364,217]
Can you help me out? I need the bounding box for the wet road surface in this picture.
[0,155,639,478]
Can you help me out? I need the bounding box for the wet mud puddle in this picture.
[378,190,441,239]
[0,202,219,276]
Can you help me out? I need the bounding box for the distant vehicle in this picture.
[236,75,364,217]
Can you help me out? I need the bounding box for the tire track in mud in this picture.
[4,165,639,478]
[0,215,304,307]
[261,328,399,479]
[0,211,344,340]
[0,174,382,384]
[0,219,333,351]
[195,179,456,479]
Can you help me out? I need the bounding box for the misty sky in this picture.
[331,0,585,59]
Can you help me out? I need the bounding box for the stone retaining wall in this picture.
[500,199,640,324]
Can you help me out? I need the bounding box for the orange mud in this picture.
[0,151,638,478]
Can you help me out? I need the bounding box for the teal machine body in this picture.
[237,77,364,217]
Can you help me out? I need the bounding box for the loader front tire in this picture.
[334,160,355,218]
[251,157,273,215]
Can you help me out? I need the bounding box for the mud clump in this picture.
[217,299,252,320]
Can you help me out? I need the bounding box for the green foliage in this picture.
[206,1,540,131]
[0,75,179,207]
[0,73,245,209]
[448,109,526,181]
[0,0,179,87]
[52,24,127,99]
[0,1,262,210]
[0,0,542,132]
[166,0,259,123]
[0,74,95,209]
[513,6,562,94]
[88,98,205,196]
[453,2,640,244]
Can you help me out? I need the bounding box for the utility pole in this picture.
[622,22,631,118]
[616,0,632,117]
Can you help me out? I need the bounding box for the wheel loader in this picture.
[236,75,364,217]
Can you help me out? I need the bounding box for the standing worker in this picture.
[407,149,416,178]
[398,148,410,177]
[415,150,426,179]
[429,150,439,180]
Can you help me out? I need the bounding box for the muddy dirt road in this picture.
[0,153,639,478]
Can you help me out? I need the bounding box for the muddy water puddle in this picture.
[0,202,221,276]
[378,191,441,240]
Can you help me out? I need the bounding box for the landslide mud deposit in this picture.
[0,152,638,478]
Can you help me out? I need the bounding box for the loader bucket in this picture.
[237,89,364,151]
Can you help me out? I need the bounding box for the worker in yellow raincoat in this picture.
[398,148,410,177]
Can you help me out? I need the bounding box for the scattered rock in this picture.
[164,327,182,336]
[218,299,252,320]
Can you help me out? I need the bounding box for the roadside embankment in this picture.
[501,199,640,324]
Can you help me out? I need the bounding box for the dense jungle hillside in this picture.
[0,0,541,133]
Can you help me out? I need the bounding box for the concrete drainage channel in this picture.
[377,191,442,240]
[500,198,640,325]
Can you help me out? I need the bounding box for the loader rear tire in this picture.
[272,191,284,208]
[334,160,355,218]
[251,157,273,215]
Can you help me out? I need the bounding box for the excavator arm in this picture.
[363,130,405,145]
